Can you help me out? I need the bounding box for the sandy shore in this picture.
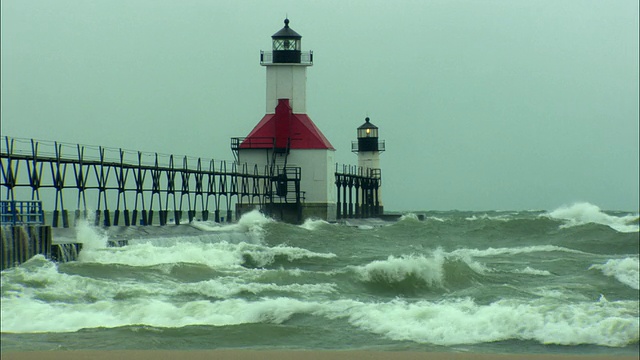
[1,350,637,360]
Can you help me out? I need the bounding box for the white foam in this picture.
[75,218,109,252]
[590,257,640,290]
[76,240,336,268]
[189,221,223,231]
[399,213,420,221]
[545,202,639,233]
[189,210,272,241]
[511,266,552,276]
[353,249,491,287]
[528,286,590,301]
[4,255,335,300]
[240,243,337,267]
[342,297,639,347]
[465,214,512,221]
[355,252,446,287]
[0,296,325,333]
[450,245,587,258]
[299,217,330,231]
[2,283,638,348]
[78,241,242,268]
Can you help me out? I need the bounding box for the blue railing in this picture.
[0,200,45,225]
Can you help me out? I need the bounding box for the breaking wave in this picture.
[545,202,639,233]
[590,257,640,290]
[3,275,637,348]
[351,248,491,293]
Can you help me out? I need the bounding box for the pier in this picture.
[1,136,287,227]
[335,165,382,219]
[1,134,381,268]
[1,136,381,226]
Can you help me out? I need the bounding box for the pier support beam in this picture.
[141,210,148,226]
[103,210,111,226]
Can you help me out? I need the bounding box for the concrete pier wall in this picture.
[1,225,52,270]
[0,225,83,270]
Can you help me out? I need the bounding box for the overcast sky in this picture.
[1,0,638,211]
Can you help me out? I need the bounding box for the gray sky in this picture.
[2,0,638,211]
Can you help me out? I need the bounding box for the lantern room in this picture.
[353,117,385,153]
[271,19,302,63]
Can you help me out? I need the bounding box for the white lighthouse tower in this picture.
[233,19,336,223]
[352,117,385,212]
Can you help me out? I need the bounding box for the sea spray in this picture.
[546,202,639,233]
[75,214,109,255]
[191,210,273,243]
[299,217,331,231]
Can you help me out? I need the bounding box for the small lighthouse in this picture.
[352,117,385,213]
[233,19,336,223]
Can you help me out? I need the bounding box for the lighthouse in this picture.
[233,19,336,223]
[352,117,385,213]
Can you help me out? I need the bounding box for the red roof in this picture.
[240,99,334,150]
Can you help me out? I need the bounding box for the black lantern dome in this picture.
[272,18,302,63]
[357,117,379,152]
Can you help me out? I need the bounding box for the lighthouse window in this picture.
[273,39,300,51]
[358,128,378,138]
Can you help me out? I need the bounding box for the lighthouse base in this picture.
[236,202,336,224]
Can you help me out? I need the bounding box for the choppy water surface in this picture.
[1,202,638,356]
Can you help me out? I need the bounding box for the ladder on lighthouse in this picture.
[271,139,289,201]
[269,139,302,204]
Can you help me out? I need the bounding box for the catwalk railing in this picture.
[0,136,296,227]
[0,200,45,226]
[334,164,382,219]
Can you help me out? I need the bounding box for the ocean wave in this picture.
[239,243,337,268]
[352,249,490,293]
[511,266,552,276]
[0,296,324,333]
[1,256,336,312]
[344,297,639,347]
[349,245,595,294]
[190,210,273,241]
[545,202,639,233]
[71,210,276,265]
[589,257,640,290]
[354,252,446,289]
[77,240,336,269]
[298,217,331,231]
[465,213,513,222]
[3,292,637,347]
[449,244,588,258]
[399,213,422,222]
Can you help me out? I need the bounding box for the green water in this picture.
[1,204,638,356]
